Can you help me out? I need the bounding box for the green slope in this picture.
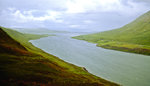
[0,26,119,86]
[73,11,150,55]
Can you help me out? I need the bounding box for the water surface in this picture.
[30,33,150,86]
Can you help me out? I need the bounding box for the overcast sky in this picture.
[0,0,150,32]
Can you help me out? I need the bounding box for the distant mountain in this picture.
[13,28,68,34]
[74,11,150,55]
[0,26,118,86]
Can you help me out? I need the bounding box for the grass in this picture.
[73,11,150,55]
[0,26,119,86]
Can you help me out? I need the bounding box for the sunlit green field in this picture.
[73,11,150,55]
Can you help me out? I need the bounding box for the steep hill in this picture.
[0,28,28,55]
[0,27,118,86]
[73,11,150,55]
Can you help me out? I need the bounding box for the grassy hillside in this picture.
[73,11,150,55]
[0,26,119,86]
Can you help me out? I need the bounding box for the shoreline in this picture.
[73,36,150,56]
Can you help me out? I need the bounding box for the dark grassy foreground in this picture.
[73,11,150,55]
[0,26,119,86]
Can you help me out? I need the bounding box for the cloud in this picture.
[0,0,150,31]
[11,9,63,23]
[65,0,149,16]
[132,0,150,3]
[83,20,93,24]
[66,0,121,13]
[69,25,80,28]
